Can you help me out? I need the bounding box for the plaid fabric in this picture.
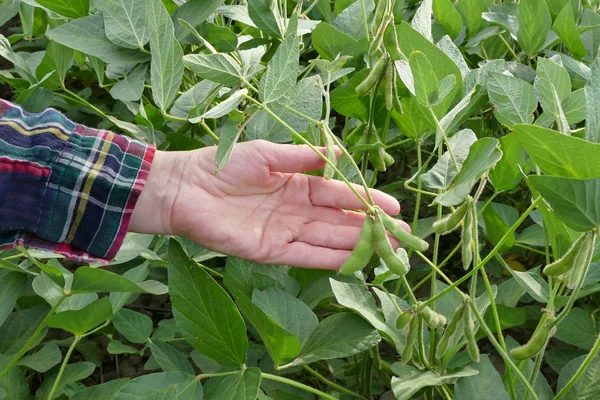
[0,99,155,262]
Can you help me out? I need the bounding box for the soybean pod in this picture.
[368,131,387,171]
[565,231,596,289]
[380,212,429,252]
[435,302,467,359]
[396,310,412,330]
[433,200,469,235]
[373,214,410,276]
[543,232,589,276]
[510,314,550,361]
[339,216,375,275]
[322,125,336,180]
[402,314,419,364]
[383,61,394,111]
[420,305,446,329]
[356,53,389,96]
[461,199,474,270]
[463,304,479,362]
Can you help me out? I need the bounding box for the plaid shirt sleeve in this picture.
[0,99,155,263]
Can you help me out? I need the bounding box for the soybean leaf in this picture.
[0,354,28,399]
[214,110,247,172]
[534,58,571,116]
[411,0,433,42]
[252,287,318,347]
[171,80,220,118]
[149,340,195,375]
[564,88,587,124]
[0,306,49,355]
[528,175,600,232]
[553,3,586,59]
[173,0,225,41]
[17,344,61,373]
[168,240,248,367]
[71,379,130,400]
[312,22,368,61]
[392,368,479,400]
[109,263,151,314]
[109,63,147,102]
[36,0,88,19]
[113,372,202,400]
[454,355,510,400]
[433,0,463,40]
[193,89,248,121]
[100,0,148,49]
[517,0,551,55]
[33,272,97,312]
[409,50,439,107]
[333,0,373,41]
[147,0,184,112]
[488,72,537,127]
[554,308,597,350]
[515,124,600,178]
[260,33,299,104]
[585,59,600,143]
[47,297,113,335]
[183,53,243,86]
[203,368,261,400]
[36,41,73,89]
[293,313,381,366]
[434,138,503,206]
[0,270,26,327]
[113,308,153,344]
[421,129,477,190]
[556,353,600,399]
[108,341,139,355]
[248,0,284,38]
[36,362,95,400]
[0,0,19,27]
[489,133,526,192]
[46,14,149,65]
[508,268,549,303]
[72,267,167,295]
[457,0,492,38]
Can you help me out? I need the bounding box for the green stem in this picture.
[554,333,600,400]
[46,335,80,400]
[199,120,219,142]
[302,365,367,400]
[359,0,370,41]
[0,296,66,380]
[523,342,547,400]
[82,320,111,338]
[196,262,224,279]
[262,373,338,400]
[197,370,240,380]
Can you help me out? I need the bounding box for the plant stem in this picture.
[302,365,367,400]
[199,120,220,142]
[196,262,224,279]
[359,0,370,41]
[554,333,600,400]
[197,370,240,380]
[523,342,547,400]
[262,373,338,400]
[46,335,80,400]
[0,296,66,380]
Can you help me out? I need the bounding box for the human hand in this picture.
[130,140,410,269]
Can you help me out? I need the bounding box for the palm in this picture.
[170,140,405,269]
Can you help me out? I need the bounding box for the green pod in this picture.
[435,302,466,360]
[396,310,412,330]
[510,316,550,361]
[368,131,387,171]
[544,232,592,276]
[380,212,429,252]
[268,0,277,11]
[391,71,404,114]
[463,305,480,363]
[373,214,410,275]
[566,231,596,289]
[402,314,419,364]
[370,0,387,37]
[322,126,336,180]
[339,216,375,275]
[383,23,404,60]
[383,61,394,111]
[433,201,469,235]
[461,201,474,270]
[421,306,446,329]
[356,53,389,96]
[383,150,395,168]
[368,14,393,55]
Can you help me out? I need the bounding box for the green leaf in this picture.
[333,0,373,41]
[508,268,549,303]
[534,57,571,116]
[557,353,600,400]
[109,63,147,102]
[0,270,26,328]
[108,341,139,355]
[457,0,492,38]
[17,344,61,373]
[433,0,462,40]
[487,72,537,127]
[454,355,510,400]
[434,138,503,206]
[528,175,600,231]
[481,203,515,250]
[555,308,597,350]
[100,0,148,49]
[234,290,301,366]
[260,33,299,104]
[0,0,19,27]
[114,372,202,400]
[147,0,184,112]
[203,368,261,400]
[293,313,381,366]
[553,3,586,59]
[47,297,113,335]
[71,378,130,400]
[36,0,88,19]
[215,110,247,172]
[71,267,167,295]
[248,0,284,38]
[252,287,318,347]
[517,0,551,55]
[193,89,248,121]
[46,14,150,65]
[0,306,49,355]
[0,354,28,400]
[36,362,95,400]
[149,340,195,375]
[109,263,151,314]
[183,53,243,86]
[113,308,153,344]
[171,80,220,118]
[489,133,526,192]
[312,22,367,61]
[546,348,588,375]
[392,368,479,400]
[585,59,600,143]
[36,41,74,89]
[409,50,439,107]
[168,240,248,367]
[421,129,477,190]
[173,0,226,41]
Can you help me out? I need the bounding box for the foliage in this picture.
[3,0,600,399]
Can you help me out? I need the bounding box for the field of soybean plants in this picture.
[2,0,600,399]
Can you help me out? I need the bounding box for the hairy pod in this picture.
[565,231,597,289]
[339,216,375,275]
[368,131,387,171]
[322,126,336,180]
[380,212,429,252]
[373,214,410,276]
[396,310,412,330]
[461,200,474,270]
[402,314,419,364]
[383,150,395,168]
[435,302,467,359]
[433,200,469,235]
[510,315,550,361]
[383,61,394,111]
[463,304,479,362]
[369,14,393,55]
[370,0,387,37]
[356,53,389,96]
[421,306,446,329]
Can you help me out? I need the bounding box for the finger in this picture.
[274,242,352,270]
[308,207,367,228]
[307,175,401,215]
[297,221,363,250]
[257,141,340,173]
